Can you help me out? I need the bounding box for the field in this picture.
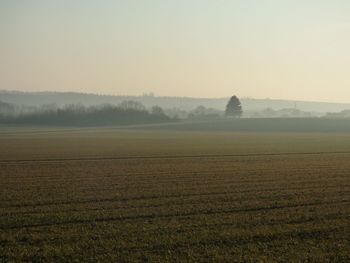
[1,127,350,262]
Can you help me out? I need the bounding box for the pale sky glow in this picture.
[1,0,350,102]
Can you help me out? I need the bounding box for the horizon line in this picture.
[1,89,350,105]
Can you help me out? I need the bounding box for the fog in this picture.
[1,1,350,103]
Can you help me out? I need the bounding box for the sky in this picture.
[1,0,350,102]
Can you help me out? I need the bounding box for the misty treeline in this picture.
[325,110,350,118]
[0,100,231,126]
[3,90,350,114]
[1,96,349,126]
[0,99,229,124]
[0,100,175,126]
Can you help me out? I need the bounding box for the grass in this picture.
[0,127,349,262]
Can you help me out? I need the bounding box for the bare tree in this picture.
[118,101,146,111]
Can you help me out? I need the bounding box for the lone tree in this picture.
[225,96,242,117]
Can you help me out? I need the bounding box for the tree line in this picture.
[0,95,245,126]
[0,101,173,126]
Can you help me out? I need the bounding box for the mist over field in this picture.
[1,1,350,262]
[2,90,350,113]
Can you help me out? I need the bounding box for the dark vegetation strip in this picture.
[1,184,349,209]
[114,227,346,254]
[173,213,349,235]
[2,188,348,218]
[3,171,349,190]
[4,169,349,188]
[0,185,350,208]
[6,225,345,256]
[3,213,346,248]
[1,192,348,218]
[1,151,350,163]
[4,173,349,193]
[3,165,347,182]
[1,200,348,230]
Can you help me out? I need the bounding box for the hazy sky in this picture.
[1,0,350,102]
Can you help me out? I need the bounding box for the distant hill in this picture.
[1,90,350,113]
